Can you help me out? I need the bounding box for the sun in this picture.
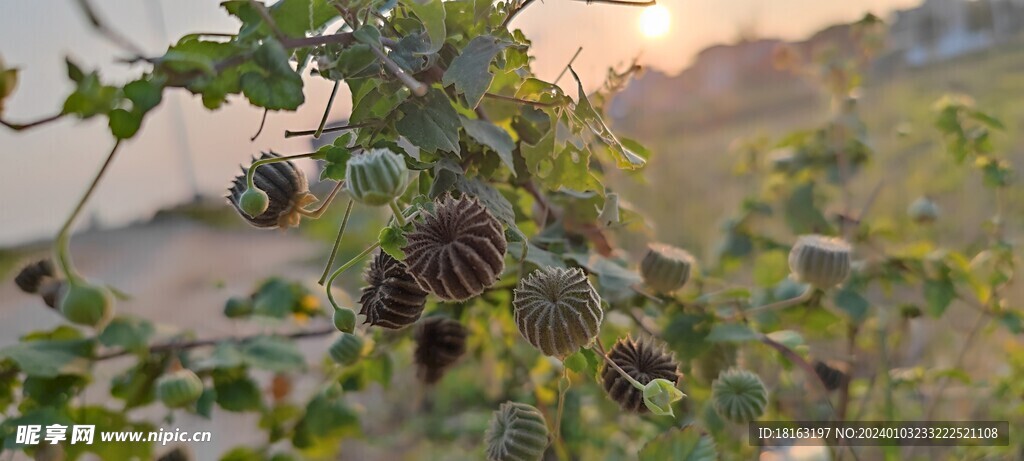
[639,5,671,39]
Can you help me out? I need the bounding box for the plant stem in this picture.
[319,199,355,285]
[246,152,318,189]
[553,366,570,442]
[482,92,559,108]
[54,140,123,284]
[0,113,64,131]
[315,81,340,139]
[250,109,269,141]
[95,326,336,361]
[358,36,427,97]
[325,242,381,311]
[594,338,644,391]
[745,287,813,314]
[285,121,377,138]
[389,200,407,227]
[553,47,583,85]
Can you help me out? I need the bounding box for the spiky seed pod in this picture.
[59,283,113,327]
[788,235,852,289]
[485,401,549,461]
[711,368,768,423]
[227,152,316,229]
[345,148,409,206]
[328,333,363,365]
[14,259,55,294]
[402,195,507,301]
[513,267,603,357]
[908,196,940,224]
[414,317,468,384]
[601,335,681,413]
[813,360,848,391]
[156,369,204,408]
[640,243,696,294]
[358,251,429,329]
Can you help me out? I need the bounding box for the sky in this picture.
[0,0,921,246]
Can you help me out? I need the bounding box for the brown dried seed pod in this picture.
[601,335,681,413]
[358,251,429,329]
[227,152,316,229]
[402,195,507,301]
[14,259,55,294]
[414,316,469,384]
[813,360,848,391]
[513,267,603,357]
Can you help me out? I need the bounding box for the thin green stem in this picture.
[319,199,355,285]
[553,366,570,442]
[389,200,407,227]
[246,152,318,189]
[315,81,340,139]
[594,338,644,391]
[745,286,813,314]
[55,140,123,285]
[325,242,381,311]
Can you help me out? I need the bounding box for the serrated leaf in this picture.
[123,78,163,113]
[924,277,955,317]
[784,181,831,234]
[460,116,516,174]
[379,225,408,260]
[453,176,516,228]
[317,133,353,181]
[568,68,645,169]
[396,88,460,153]
[0,339,94,378]
[400,0,446,55]
[706,323,758,343]
[563,352,587,373]
[639,426,718,461]
[98,316,154,351]
[240,71,304,110]
[240,336,306,372]
[213,368,263,412]
[443,35,509,107]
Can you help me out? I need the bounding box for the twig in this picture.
[357,36,427,97]
[0,113,65,131]
[249,0,287,41]
[75,0,146,57]
[627,309,658,337]
[483,92,559,107]
[500,0,539,29]
[250,109,269,141]
[319,199,355,285]
[95,326,336,361]
[315,81,341,138]
[553,47,583,85]
[285,121,376,138]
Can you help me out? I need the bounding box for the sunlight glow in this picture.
[639,5,671,39]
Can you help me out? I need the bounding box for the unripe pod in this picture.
[345,148,409,206]
[788,235,851,289]
[711,368,768,423]
[328,333,363,365]
[358,251,428,329]
[228,152,316,229]
[403,195,507,301]
[640,243,696,294]
[601,336,681,413]
[14,259,55,294]
[333,307,357,333]
[59,283,113,327]
[513,267,603,357]
[414,317,468,384]
[224,297,253,318]
[907,196,940,224]
[156,369,204,408]
[484,401,549,461]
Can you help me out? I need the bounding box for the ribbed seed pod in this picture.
[813,360,848,391]
[328,333,363,365]
[485,401,549,461]
[14,259,55,294]
[227,152,316,229]
[345,148,409,206]
[711,368,768,423]
[414,317,469,384]
[788,235,852,289]
[358,251,429,329]
[156,369,204,408]
[513,267,603,357]
[908,196,940,224]
[640,243,696,294]
[402,195,507,301]
[60,283,113,327]
[601,335,681,413]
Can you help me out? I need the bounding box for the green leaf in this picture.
[460,116,516,174]
[706,323,758,343]
[213,368,263,412]
[453,176,516,227]
[98,316,155,351]
[563,351,587,373]
[240,336,306,372]
[568,68,645,169]
[0,338,94,378]
[123,78,163,113]
[401,0,446,55]
[784,182,831,234]
[379,225,408,261]
[396,88,461,153]
[62,64,119,118]
[64,406,155,460]
[108,108,143,139]
[443,36,510,107]
[110,355,166,409]
[923,277,955,317]
[999,310,1023,334]
[317,133,353,181]
[515,78,571,105]
[765,330,804,349]
[240,71,304,110]
[833,286,870,323]
[639,426,718,461]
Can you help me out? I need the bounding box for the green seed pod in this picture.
[513,267,603,357]
[908,196,940,224]
[414,317,468,384]
[640,243,696,294]
[358,251,428,329]
[345,148,409,206]
[224,297,253,318]
[788,235,851,289]
[328,333,363,365]
[333,307,357,333]
[711,368,768,423]
[485,401,549,461]
[601,335,680,413]
[813,360,848,391]
[403,195,507,301]
[14,259,55,294]
[228,152,316,229]
[156,369,204,408]
[59,283,113,327]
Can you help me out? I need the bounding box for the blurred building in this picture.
[889,0,1024,66]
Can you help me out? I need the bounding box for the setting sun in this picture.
[639,5,671,38]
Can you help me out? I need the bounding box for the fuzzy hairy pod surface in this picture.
[228,152,316,229]
[908,196,940,224]
[59,283,113,327]
[14,259,55,294]
[345,148,409,206]
[414,317,468,384]
[328,333,363,365]
[403,195,507,301]
[358,251,429,329]
[640,243,695,294]
[601,336,681,413]
[788,235,851,289]
[711,368,768,423]
[156,369,204,408]
[485,401,549,461]
[813,360,848,391]
[513,267,603,357]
